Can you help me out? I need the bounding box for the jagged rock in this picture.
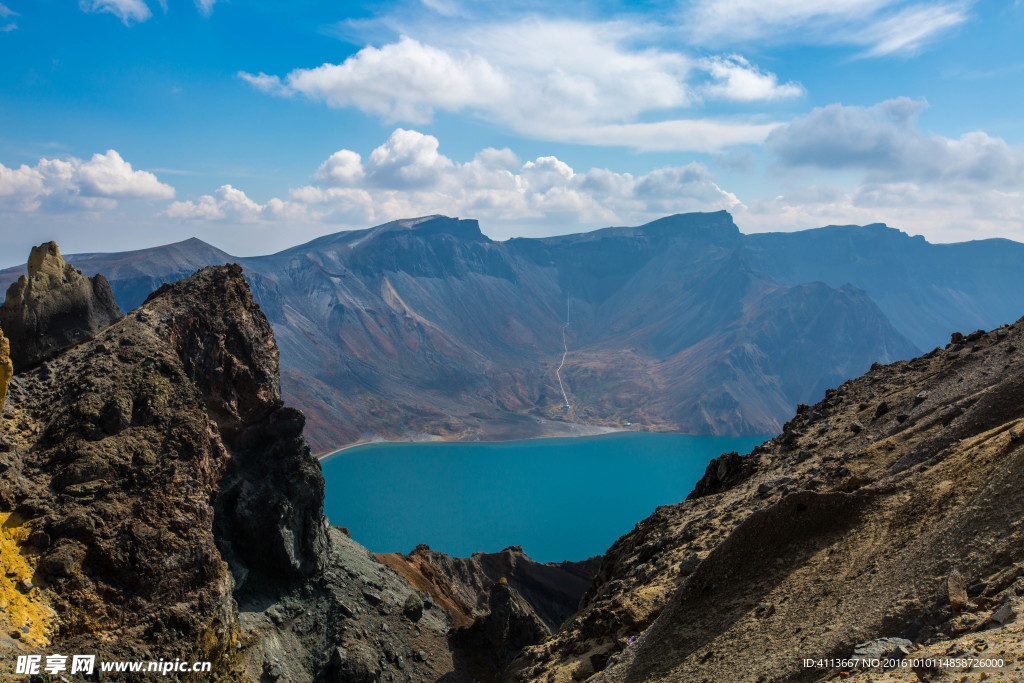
[852,637,913,664]
[0,264,454,682]
[688,451,754,499]
[850,420,864,433]
[942,570,969,613]
[449,579,549,682]
[678,553,701,576]
[987,602,1016,627]
[376,544,598,633]
[0,241,122,371]
[0,325,11,411]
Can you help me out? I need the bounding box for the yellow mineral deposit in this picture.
[0,513,56,648]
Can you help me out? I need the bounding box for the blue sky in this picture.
[1,0,1023,263]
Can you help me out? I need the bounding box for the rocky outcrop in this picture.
[511,319,1024,682]
[378,545,601,632]
[447,579,550,682]
[0,241,122,371]
[0,325,11,411]
[0,261,456,681]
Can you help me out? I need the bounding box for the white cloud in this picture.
[365,128,455,188]
[166,184,307,223]
[240,20,794,152]
[315,150,365,187]
[681,0,970,56]
[0,22,15,32]
[195,0,216,17]
[169,128,741,233]
[0,150,174,213]
[738,98,1024,241]
[78,0,219,24]
[242,36,508,124]
[854,3,972,57]
[0,2,17,17]
[767,98,1024,187]
[79,0,152,25]
[701,55,804,101]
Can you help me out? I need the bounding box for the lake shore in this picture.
[316,422,623,462]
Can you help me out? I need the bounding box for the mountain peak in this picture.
[403,215,487,242]
[26,241,67,281]
[639,210,739,235]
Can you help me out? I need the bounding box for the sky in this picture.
[1,0,1023,264]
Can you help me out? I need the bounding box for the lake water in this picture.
[321,432,766,563]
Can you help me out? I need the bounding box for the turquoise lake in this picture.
[321,432,766,562]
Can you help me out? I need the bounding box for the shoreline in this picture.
[315,424,624,462]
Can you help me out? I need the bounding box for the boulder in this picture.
[0,241,123,371]
[852,637,913,664]
[942,570,969,613]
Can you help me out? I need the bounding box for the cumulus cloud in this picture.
[79,0,152,25]
[169,128,741,232]
[682,0,969,56]
[240,20,794,152]
[166,184,307,223]
[767,98,1024,187]
[241,36,508,124]
[0,150,174,213]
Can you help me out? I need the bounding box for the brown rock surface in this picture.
[0,241,123,371]
[509,320,1024,683]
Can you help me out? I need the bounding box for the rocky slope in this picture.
[0,241,122,371]
[509,318,1024,682]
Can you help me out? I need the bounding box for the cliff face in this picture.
[0,260,459,681]
[511,319,1024,682]
[0,241,123,371]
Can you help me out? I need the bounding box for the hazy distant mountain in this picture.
[4,212,1021,452]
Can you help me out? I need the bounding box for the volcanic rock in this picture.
[0,263,455,681]
[0,241,122,371]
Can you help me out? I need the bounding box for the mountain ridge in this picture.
[2,212,1022,452]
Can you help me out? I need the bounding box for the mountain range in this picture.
[3,211,1022,453]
